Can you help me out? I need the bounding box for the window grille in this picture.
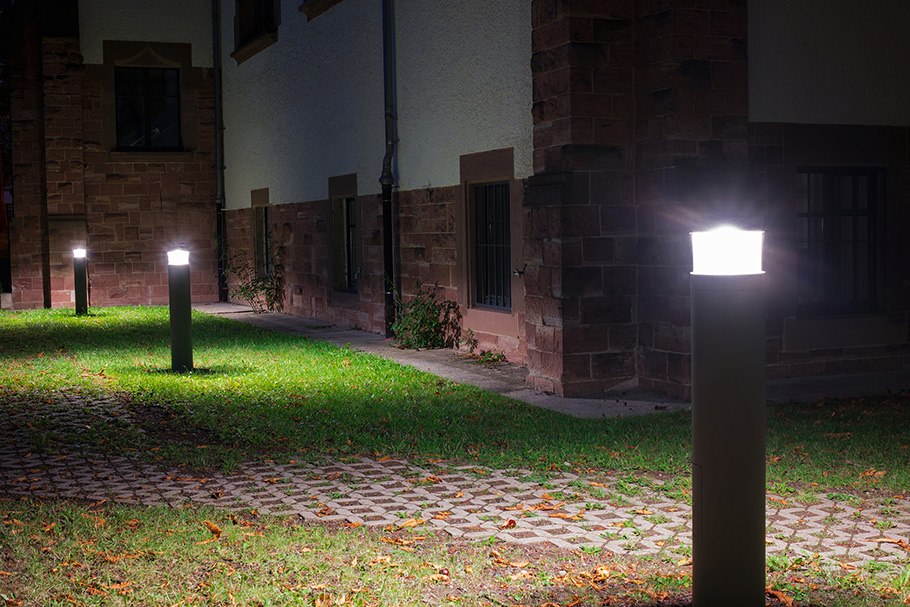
[796,168,884,315]
[115,67,181,150]
[472,182,511,310]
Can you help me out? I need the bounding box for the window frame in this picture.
[331,195,359,294]
[97,41,201,161]
[232,0,281,64]
[114,66,183,152]
[795,167,885,317]
[470,181,511,311]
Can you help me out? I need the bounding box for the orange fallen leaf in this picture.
[203,520,222,539]
[424,573,450,583]
[766,587,794,607]
[503,503,525,511]
[81,513,105,527]
[342,522,363,528]
[840,562,857,570]
[432,512,452,520]
[865,537,910,550]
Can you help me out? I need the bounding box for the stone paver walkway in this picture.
[3,392,909,568]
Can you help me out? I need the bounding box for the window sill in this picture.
[231,31,278,65]
[108,150,195,163]
[299,0,343,20]
[782,314,904,351]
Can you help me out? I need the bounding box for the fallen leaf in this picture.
[203,520,222,539]
[81,513,105,527]
[865,537,910,551]
[677,558,693,566]
[500,519,517,529]
[424,573,450,583]
[342,522,363,528]
[766,587,794,607]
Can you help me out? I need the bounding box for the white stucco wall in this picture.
[220,0,533,209]
[79,0,213,66]
[221,0,384,209]
[749,0,910,125]
[395,0,533,190]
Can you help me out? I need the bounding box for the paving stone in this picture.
[3,392,910,569]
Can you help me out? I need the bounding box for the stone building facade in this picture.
[3,0,909,399]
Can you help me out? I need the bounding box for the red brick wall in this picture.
[525,0,638,396]
[633,0,752,399]
[7,17,47,309]
[7,31,218,310]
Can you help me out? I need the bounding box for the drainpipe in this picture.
[379,0,397,337]
[212,0,228,301]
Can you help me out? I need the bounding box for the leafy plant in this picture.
[392,281,461,349]
[222,241,286,313]
[476,349,507,365]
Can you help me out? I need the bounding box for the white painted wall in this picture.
[749,0,910,125]
[79,0,213,67]
[221,0,384,209]
[220,0,533,209]
[395,0,533,190]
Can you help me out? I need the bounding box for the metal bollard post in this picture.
[690,227,766,607]
[167,249,193,372]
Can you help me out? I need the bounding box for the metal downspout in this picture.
[212,0,228,301]
[379,0,397,337]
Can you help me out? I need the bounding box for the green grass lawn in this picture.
[2,498,908,607]
[1,307,908,495]
[2,307,910,606]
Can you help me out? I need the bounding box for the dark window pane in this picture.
[114,67,181,151]
[116,96,146,147]
[795,168,882,315]
[472,182,510,310]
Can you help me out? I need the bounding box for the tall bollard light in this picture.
[168,248,193,373]
[690,227,766,607]
[73,248,88,316]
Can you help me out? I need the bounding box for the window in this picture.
[331,196,358,293]
[114,67,181,150]
[796,168,884,315]
[253,206,271,278]
[233,0,280,63]
[471,182,511,310]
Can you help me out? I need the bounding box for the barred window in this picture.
[796,168,884,315]
[472,182,510,310]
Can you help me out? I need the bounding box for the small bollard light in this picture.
[73,248,88,316]
[690,226,766,607]
[167,248,193,372]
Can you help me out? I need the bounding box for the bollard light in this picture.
[690,226,766,607]
[167,248,193,372]
[73,248,88,316]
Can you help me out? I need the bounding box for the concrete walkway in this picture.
[2,303,908,569]
[194,302,910,418]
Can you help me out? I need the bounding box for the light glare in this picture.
[167,249,190,266]
[691,226,764,276]
[73,248,86,259]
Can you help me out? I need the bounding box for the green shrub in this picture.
[392,281,461,349]
[222,243,286,313]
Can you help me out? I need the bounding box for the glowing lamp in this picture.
[168,249,190,266]
[73,248,87,259]
[691,226,763,276]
